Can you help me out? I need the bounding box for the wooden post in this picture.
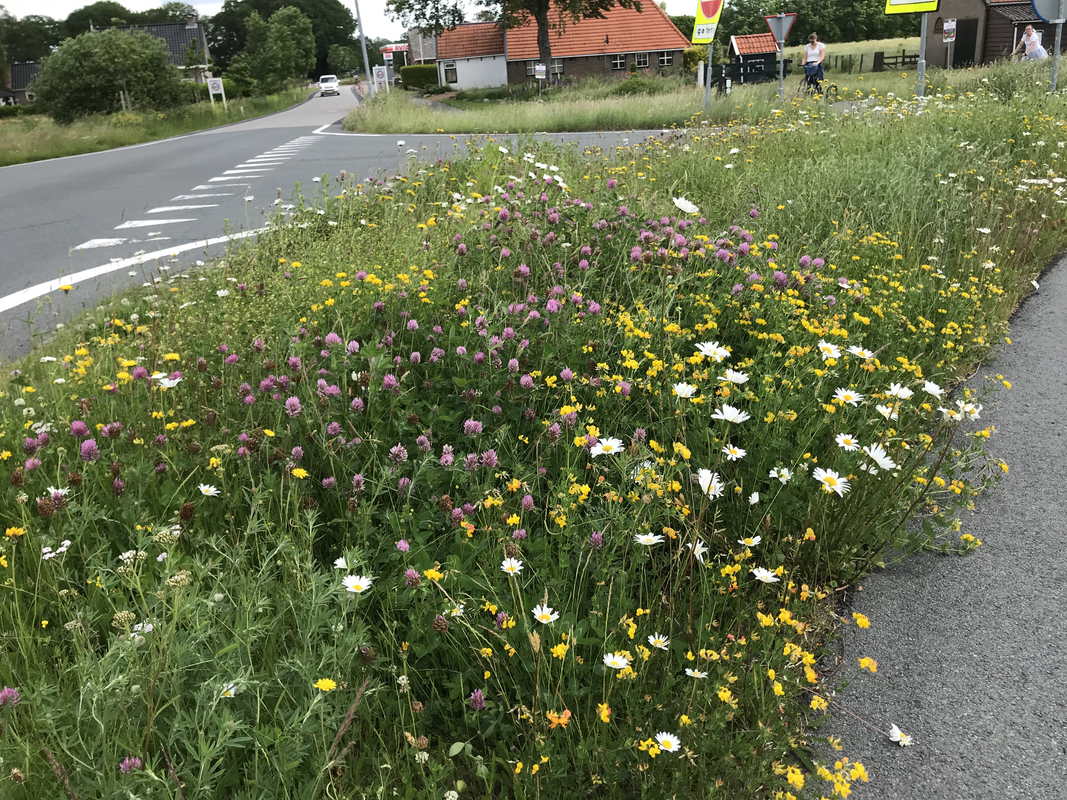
[859,54,864,73]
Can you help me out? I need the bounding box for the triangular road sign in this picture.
[765,13,797,43]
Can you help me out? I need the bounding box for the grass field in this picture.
[1,59,1064,800]
[0,90,311,167]
[783,36,922,74]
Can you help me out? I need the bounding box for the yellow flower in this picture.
[163,353,180,361]
[550,642,569,659]
[0,451,10,461]
[858,656,878,674]
[0,554,7,568]
[263,429,275,437]
[514,762,523,774]
[852,612,871,629]
[5,527,25,539]
[41,620,49,629]
[810,695,828,711]
[680,714,691,726]
[423,568,443,582]
[314,678,337,692]
[291,468,309,479]
[598,702,611,722]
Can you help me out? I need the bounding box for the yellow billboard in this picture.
[885,0,940,15]
[692,0,724,44]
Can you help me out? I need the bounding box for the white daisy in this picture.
[770,467,792,484]
[751,566,780,583]
[922,380,944,398]
[833,388,863,407]
[635,533,666,546]
[875,404,899,421]
[221,682,239,698]
[447,604,465,617]
[673,197,699,215]
[863,443,897,471]
[333,556,348,570]
[603,653,631,670]
[686,539,708,563]
[711,404,751,423]
[198,483,220,497]
[718,369,749,384]
[695,341,730,362]
[685,668,707,678]
[738,535,762,547]
[813,468,850,497]
[818,340,841,360]
[886,383,914,399]
[501,557,523,575]
[342,575,372,593]
[748,491,760,505]
[590,436,624,457]
[647,633,669,650]
[722,444,746,461]
[847,345,874,358]
[956,400,982,420]
[836,433,860,451]
[531,603,559,624]
[697,469,724,499]
[655,732,681,752]
[672,382,697,399]
[158,376,182,389]
[889,724,914,746]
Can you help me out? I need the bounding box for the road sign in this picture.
[943,18,956,42]
[1032,0,1065,22]
[207,78,223,95]
[885,0,939,13]
[534,63,547,79]
[373,65,389,93]
[692,0,723,44]
[383,51,393,62]
[765,12,796,43]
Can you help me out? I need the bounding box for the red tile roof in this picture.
[731,33,780,56]
[438,23,505,59]
[505,3,691,61]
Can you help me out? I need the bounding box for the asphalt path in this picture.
[828,256,1067,797]
[0,85,681,358]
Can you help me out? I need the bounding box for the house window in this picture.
[659,51,673,67]
[934,17,944,34]
[611,54,626,70]
[635,52,649,68]
[551,59,564,75]
[526,61,536,76]
[443,62,457,83]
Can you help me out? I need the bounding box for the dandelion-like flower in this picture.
[718,369,749,384]
[695,341,730,362]
[813,468,850,497]
[655,732,681,752]
[697,469,724,499]
[501,557,523,575]
[590,437,624,457]
[673,197,699,214]
[531,603,559,624]
[722,444,746,461]
[672,382,697,399]
[314,678,337,692]
[889,724,914,746]
[343,575,372,594]
[818,340,841,360]
[603,653,630,669]
[835,433,860,451]
[833,388,863,407]
[750,566,780,583]
[710,404,750,423]
[199,483,220,497]
[635,533,665,546]
[647,633,669,650]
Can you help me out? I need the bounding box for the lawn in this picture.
[0,89,312,167]
[0,60,1063,799]
[783,35,922,74]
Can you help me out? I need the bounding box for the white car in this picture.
[318,75,340,97]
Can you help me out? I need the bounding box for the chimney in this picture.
[186,15,197,29]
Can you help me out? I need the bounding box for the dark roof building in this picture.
[10,61,39,92]
[113,18,210,69]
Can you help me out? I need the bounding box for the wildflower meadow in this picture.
[1,62,1064,799]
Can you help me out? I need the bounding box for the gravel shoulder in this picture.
[828,255,1067,798]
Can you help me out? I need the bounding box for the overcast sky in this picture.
[6,0,698,44]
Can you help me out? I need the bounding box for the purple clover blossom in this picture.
[351,397,364,412]
[81,439,100,462]
[405,568,420,587]
[416,435,431,452]
[225,354,239,366]
[284,396,302,418]
[520,374,534,389]
[633,428,647,444]
[291,446,304,461]
[440,445,455,466]
[327,422,341,436]
[463,419,483,436]
[512,528,527,540]
[382,374,399,393]
[463,453,480,473]
[397,539,410,552]
[288,356,302,370]
[495,611,508,629]
[398,477,412,495]
[24,458,41,472]
[0,686,20,707]
[70,420,89,438]
[480,450,498,469]
[469,689,486,711]
[589,531,604,550]
[322,477,337,489]
[521,494,535,511]
[352,474,365,493]
[119,756,142,774]
[325,332,342,346]
[389,444,408,464]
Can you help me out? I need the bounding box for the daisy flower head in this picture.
[686,539,708,564]
[501,557,523,575]
[922,380,944,398]
[738,535,762,547]
[673,196,699,215]
[722,443,746,461]
[532,604,559,624]
[847,345,874,359]
[342,574,372,594]
[876,404,899,421]
[818,340,841,361]
[672,382,697,399]
[813,468,850,497]
[647,633,669,650]
[887,383,914,399]
[711,404,751,423]
[221,682,239,698]
[751,566,780,584]
[864,443,897,471]
[836,433,860,451]
[939,406,961,421]
[833,387,864,407]
[748,491,760,505]
[198,483,220,497]
[655,732,681,753]
[635,532,666,546]
[603,652,631,669]
[697,469,724,499]
[770,466,792,484]
[718,369,749,384]
[695,341,730,362]
[889,724,914,746]
[957,400,982,420]
[590,436,624,457]
[333,556,349,570]
[685,668,707,678]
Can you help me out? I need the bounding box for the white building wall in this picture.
[438,55,507,90]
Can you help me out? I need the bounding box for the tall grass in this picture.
[0,90,311,167]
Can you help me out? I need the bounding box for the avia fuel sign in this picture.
[692,0,723,44]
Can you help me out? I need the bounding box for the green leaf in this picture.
[448,741,465,757]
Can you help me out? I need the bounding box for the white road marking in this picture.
[240,160,286,165]
[148,204,219,213]
[0,228,268,315]
[209,177,259,182]
[193,184,248,189]
[115,219,195,229]
[224,168,273,174]
[74,238,127,250]
[172,193,234,200]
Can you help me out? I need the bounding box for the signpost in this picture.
[765,12,797,100]
[1032,0,1065,91]
[884,0,941,98]
[534,62,546,94]
[692,0,724,108]
[354,0,374,98]
[373,65,389,93]
[943,17,956,67]
[207,77,227,111]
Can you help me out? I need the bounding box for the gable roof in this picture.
[438,23,505,59]
[505,3,690,61]
[986,0,1027,4]
[10,62,39,92]
[992,4,1040,21]
[113,21,209,67]
[731,33,780,56]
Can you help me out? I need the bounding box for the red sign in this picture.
[700,0,723,18]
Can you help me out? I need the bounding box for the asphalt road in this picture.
[0,86,679,358]
[828,256,1067,797]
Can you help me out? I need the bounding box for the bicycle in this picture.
[796,69,839,102]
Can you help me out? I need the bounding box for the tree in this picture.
[3,14,61,62]
[327,42,357,75]
[225,7,315,94]
[33,28,182,122]
[0,6,9,88]
[62,2,133,38]
[668,14,694,42]
[135,3,198,23]
[386,0,642,65]
[207,0,355,78]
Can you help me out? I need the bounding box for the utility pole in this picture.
[354,0,374,98]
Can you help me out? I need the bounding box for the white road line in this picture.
[172,193,234,200]
[74,238,127,250]
[209,176,259,182]
[148,204,219,213]
[193,184,248,190]
[242,159,286,164]
[115,218,195,229]
[224,168,273,174]
[0,228,268,315]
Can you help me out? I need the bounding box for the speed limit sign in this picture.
[207,78,223,94]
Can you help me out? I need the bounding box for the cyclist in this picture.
[1014,25,1048,61]
[803,33,826,92]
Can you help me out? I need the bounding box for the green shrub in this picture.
[610,77,667,97]
[424,83,452,95]
[0,105,20,118]
[683,45,705,74]
[400,64,440,91]
[20,103,39,115]
[454,84,517,101]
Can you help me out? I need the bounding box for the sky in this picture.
[9,0,698,44]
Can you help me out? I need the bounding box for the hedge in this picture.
[399,64,439,91]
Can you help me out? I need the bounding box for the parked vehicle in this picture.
[318,75,340,97]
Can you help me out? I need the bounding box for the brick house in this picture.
[922,0,1064,68]
[436,3,690,90]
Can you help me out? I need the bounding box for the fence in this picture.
[709,60,792,93]
[783,49,920,75]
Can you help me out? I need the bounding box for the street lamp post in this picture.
[354,0,374,98]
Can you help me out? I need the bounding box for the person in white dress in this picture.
[1014,25,1048,61]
